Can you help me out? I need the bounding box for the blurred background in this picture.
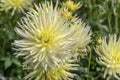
[0,0,120,80]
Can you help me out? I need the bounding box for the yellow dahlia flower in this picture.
[63,0,82,11]
[60,10,72,20]
[0,0,32,15]
[12,1,91,79]
[95,34,120,80]
[24,60,78,80]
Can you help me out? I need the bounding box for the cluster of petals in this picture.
[12,1,91,80]
[95,34,120,80]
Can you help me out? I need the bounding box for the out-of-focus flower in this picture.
[70,19,92,58]
[62,0,82,11]
[24,60,78,80]
[95,34,120,80]
[12,1,91,79]
[0,0,32,15]
[119,0,120,3]
[60,10,72,20]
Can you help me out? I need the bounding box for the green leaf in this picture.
[12,59,21,66]
[4,58,12,70]
[75,75,82,80]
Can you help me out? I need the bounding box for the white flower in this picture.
[13,2,75,72]
[24,60,78,80]
[12,1,92,79]
[95,34,120,80]
[0,0,32,15]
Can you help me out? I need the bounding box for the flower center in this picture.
[112,48,120,65]
[37,31,51,45]
[41,31,50,43]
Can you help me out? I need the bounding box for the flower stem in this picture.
[45,71,46,80]
[115,14,118,33]
[2,40,6,56]
[106,1,112,33]
[87,46,92,80]
[88,0,92,24]
[108,13,112,33]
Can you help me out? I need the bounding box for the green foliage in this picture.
[0,0,120,80]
